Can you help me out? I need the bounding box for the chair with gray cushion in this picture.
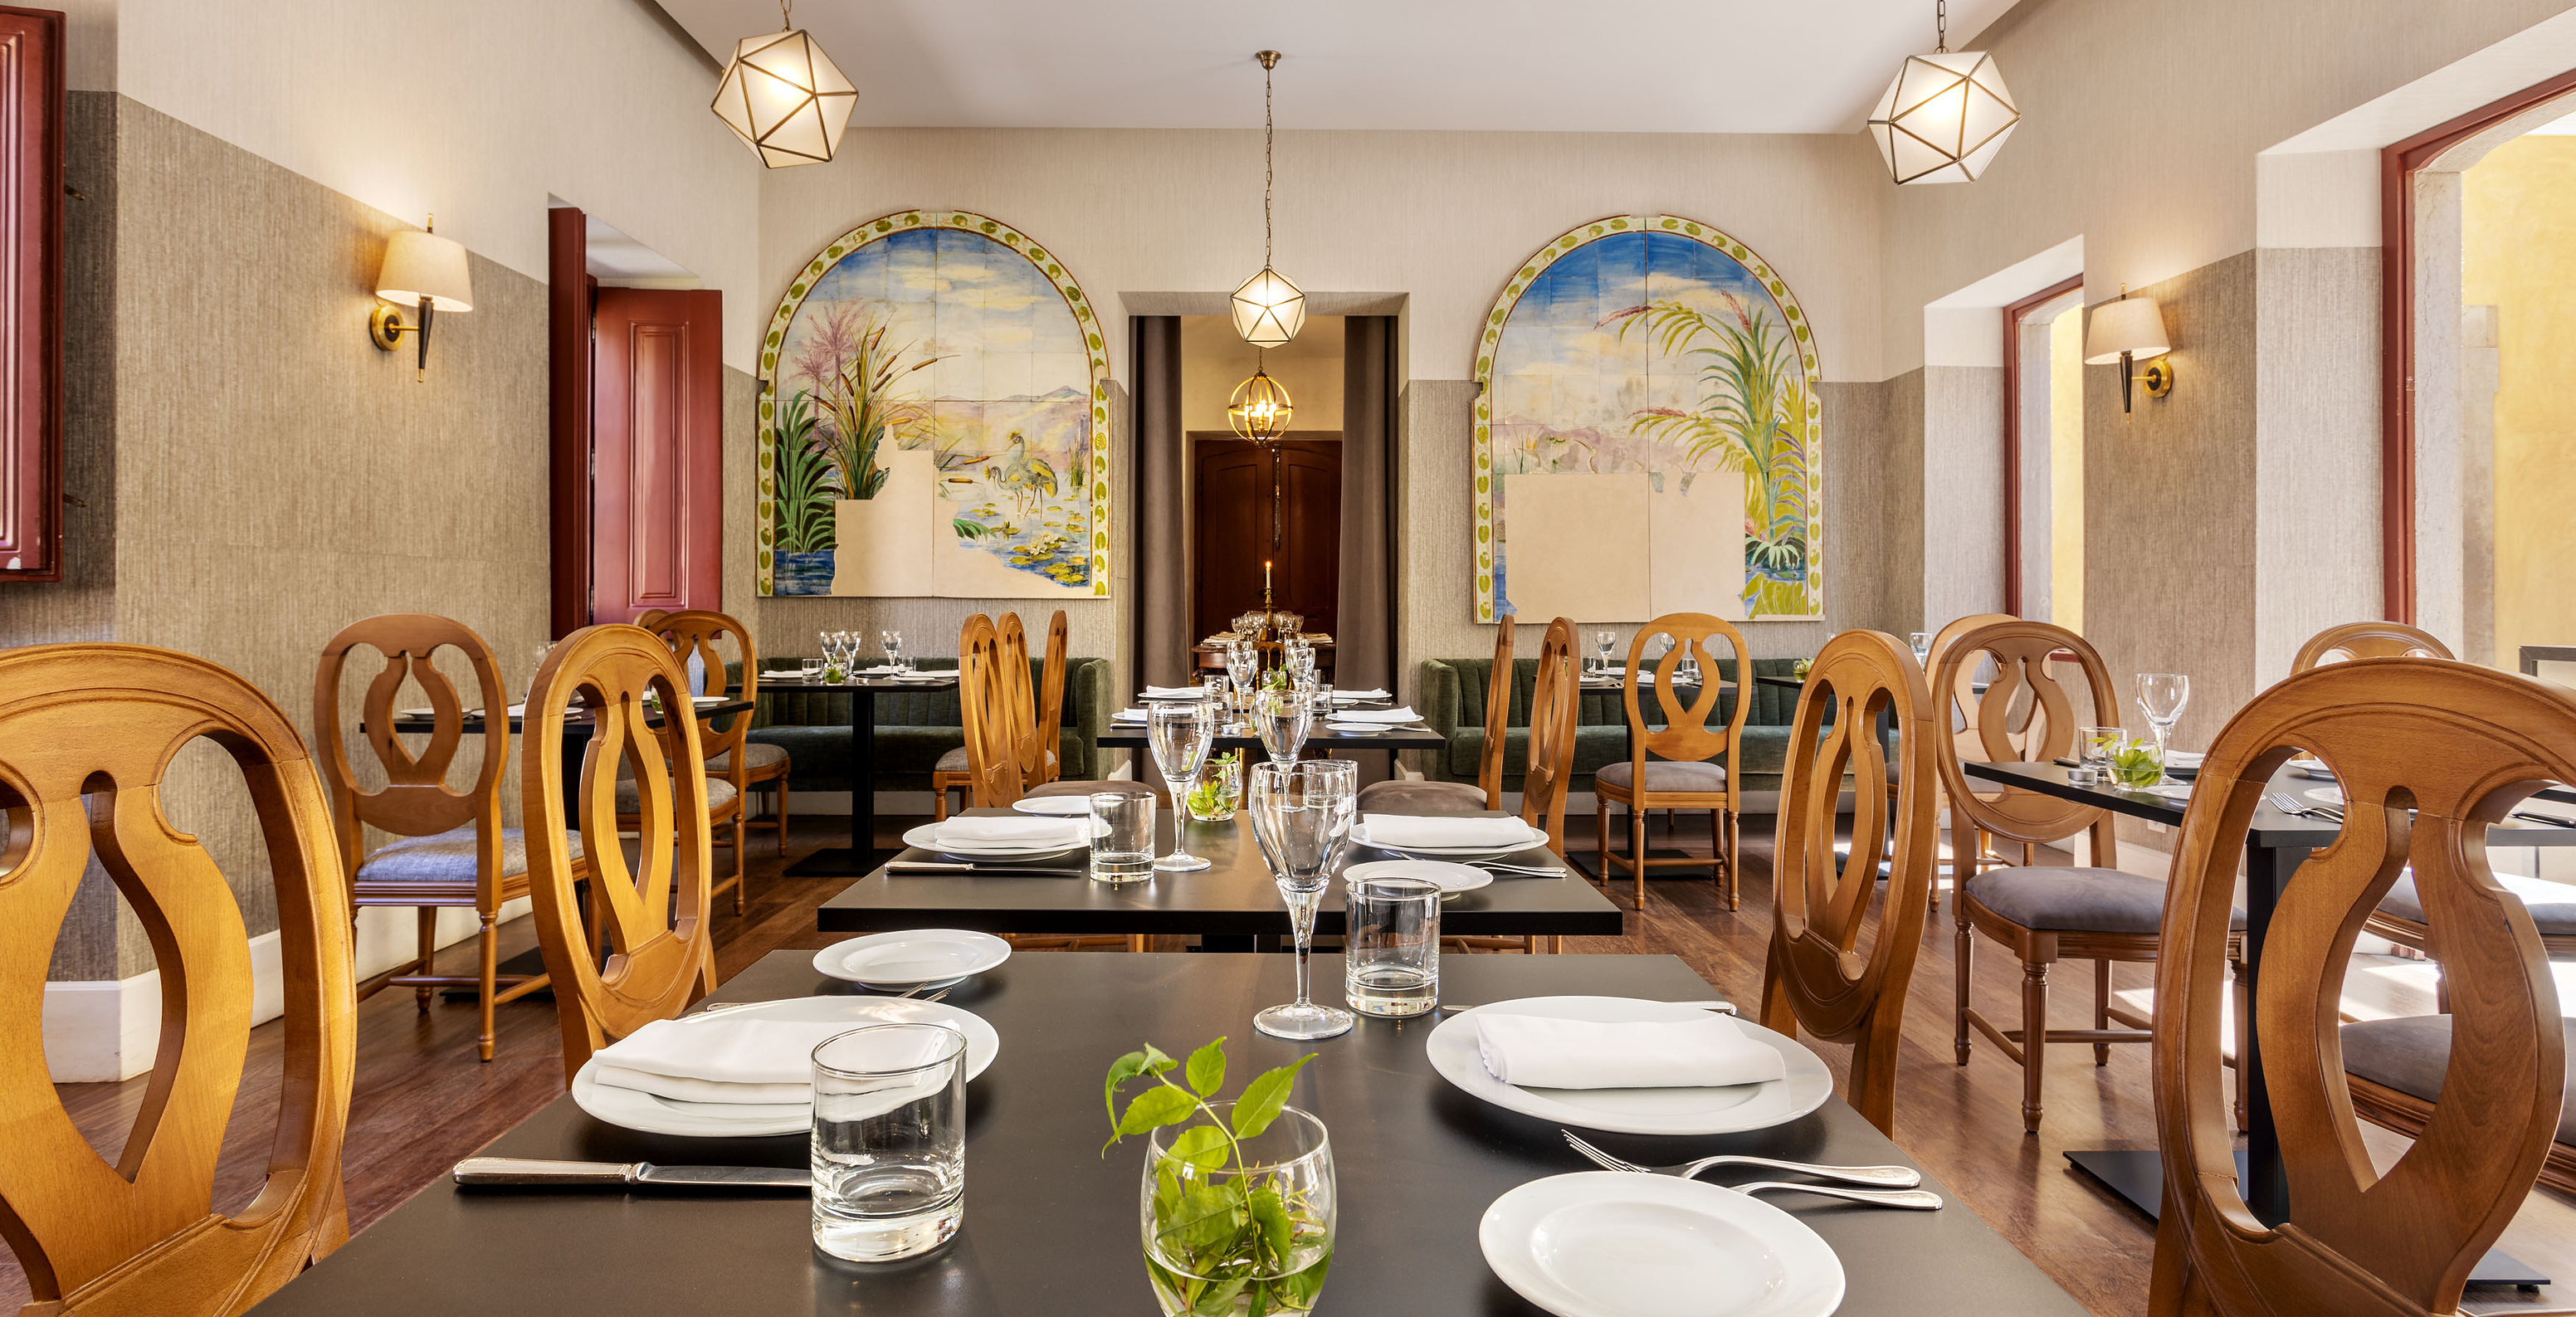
[2344,1015,2576,1197]
[1595,613,1753,910]
[1359,615,1514,818]
[2364,870,2576,1009]
[1934,617,2247,1133]
[627,610,771,914]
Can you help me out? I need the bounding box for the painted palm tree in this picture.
[773,388,836,553]
[1604,293,1813,614]
[813,312,940,500]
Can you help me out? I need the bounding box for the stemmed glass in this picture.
[1910,632,1934,666]
[1593,630,1616,678]
[1254,687,1312,763]
[881,630,905,672]
[1148,703,1216,871]
[1247,759,1358,1041]
[1224,641,1257,719]
[2136,673,2191,764]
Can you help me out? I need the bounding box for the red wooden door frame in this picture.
[0,7,63,583]
[590,287,723,624]
[546,207,590,636]
[1999,274,2085,617]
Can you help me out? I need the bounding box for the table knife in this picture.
[454,1158,808,1190]
[888,861,1086,877]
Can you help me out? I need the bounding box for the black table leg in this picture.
[785,686,891,878]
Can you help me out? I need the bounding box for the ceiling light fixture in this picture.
[1231,51,1305,349]
[711,0,857,169]
[1866,0,2019,186]
[1228,354,1294,443]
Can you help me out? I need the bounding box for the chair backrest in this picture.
[1759,631,1938,1135]
[957,614,1025,807]
[1034,610,1069,785]
[0,644,354,1315]
[639,610,757,784]
[1925,612,2016,762]
[1618,613,1753,796]
[998,614,1048,789]
[1519,617,1580,848]
[2291,620,2453,673]
[2150,659,2569,1316]
[520,624,717,1085]
[312,614,508,872]
[1476,615,1516,808]
[1930,617,2116,854]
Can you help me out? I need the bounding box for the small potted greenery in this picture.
[1106,1038,1333,1315]
[1186,751,1244,822]
[2110,736,2166,789]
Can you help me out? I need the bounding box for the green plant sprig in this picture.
[1106,1037,1326,1315]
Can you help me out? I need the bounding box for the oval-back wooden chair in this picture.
[955,615,1025,809]
[1357,613,1515,819]
[1934,617,2246,1133]
[1034,609,1070,786]
[633,610,773,911]
[2290,620,2452,673]
[1760,630,1939,1134]
[1910,612,2019,912]
[0,644,356,1315]
[522,623,718,1085]
[1595,613,1754,910]
[998,613,1047,791]
[315,613,568,1062]
[2151,658,2569,1317]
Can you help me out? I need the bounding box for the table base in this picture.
[2066,1149,2547,1289]
[783,846,903,879]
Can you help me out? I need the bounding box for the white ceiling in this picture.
[660,0,2018,134]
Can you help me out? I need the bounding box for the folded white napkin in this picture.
[1114,707,1151,722]
[1475,1013,1787,1090]
[1143,685,1208,700]
[1333,705,1419,724]
[1332,689,1393,702]
[934,815,1088,846]
[590,1016,858,1105]
[1359,814,1534,848]
[762,669,807,679]
[858,664,901,676]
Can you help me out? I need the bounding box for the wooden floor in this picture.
[18,809,2576,1315]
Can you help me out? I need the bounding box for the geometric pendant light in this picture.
[1866,0,2018,185]
[1231,51,1305,348]
[711,1,858,169]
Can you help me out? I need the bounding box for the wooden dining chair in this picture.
[1905,612,2017,914]
[1434,617,1580,955]
[1003,612,1152,811]
[1035,609,1071,785]
[1760,630,1939,1134]
[1594,613,1753,910]
[2290,619,2452,671]
[1933,617,2246,1133]
[522,623,720,1085]
[0,643,356,1315]
[954,614,1026,809]
[1359,613,1513,817]
[315,613,573,1062]
[2149,657,2569,1317]
[627,611,765,913]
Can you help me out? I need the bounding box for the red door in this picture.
[591,287,721,623]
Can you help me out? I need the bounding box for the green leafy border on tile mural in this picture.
[1469,213,1825,623]
[753,209,1114,598]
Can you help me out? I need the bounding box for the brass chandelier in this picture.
[1227,354,1294,443]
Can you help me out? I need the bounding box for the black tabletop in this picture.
[1097,724,1449,752]
[818,808,1623,938]
[246,952,2085,1317]
[385,698,756,735]
[759,675,960,691]
[1963,759,2576,846]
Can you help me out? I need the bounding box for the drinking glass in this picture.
[1247,759,1358,1041]
[811,1023,966,1262]
[1594,630,1616,677]
[1910,632,1934,665]
[801,657,826,684]
[1185,754,1242,822]
[1140,1104,1334,1316]
[1148,704,1216,870]
[1346,876,1440,1017]
[2137,673,2192,759]
[1089,792,1155,885]
[1255,687,1312,763]
[1199,673,1234,729]
[1225,642,1256,707]
[881,630,905,671]
[2078,724,2125,778]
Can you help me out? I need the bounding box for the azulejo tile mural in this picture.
[1471,215,1822,623]
[756,210,1112,598]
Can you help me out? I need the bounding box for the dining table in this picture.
[1961,756,2576,1287]
[760,673,962,880]
[386,696,756,823]
[1094,694,1447,759]
[818,807,1623,950]
[243,950,2087,1317]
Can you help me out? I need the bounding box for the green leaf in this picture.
[1118,1085,1199,1138]
[1247,1184,1292,1262]
[1163,1183,1250,1253]
[1232,1053,1316,1140]
[1192,1277,1247,1316]
[1142,1041,1178,1075]
[1105,1051,1149,1124]
[1186,1037,1227,1096]
[1165,1124,1230,1171]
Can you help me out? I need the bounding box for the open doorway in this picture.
[2004,276,2086,632]
[1177,315,1345,648]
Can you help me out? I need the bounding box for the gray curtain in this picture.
[1132,315,1191,690]
[1338,315,1398,694]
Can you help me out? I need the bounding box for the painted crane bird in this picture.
[987,431,1060,517]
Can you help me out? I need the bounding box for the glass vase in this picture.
[1140,1104,1334,1316]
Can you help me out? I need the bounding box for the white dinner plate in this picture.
[1012,795,1100,817]
[1352,819,1550,861]
[570,997,998,1138]
[1345,858,1490,900]
[812,929,1011,988]
[2306,786,2345,807]
[900,820,1105,856]
[2287,757,2335,780]
[1427,997,1832,1136]
[1481,1173,1843,1317]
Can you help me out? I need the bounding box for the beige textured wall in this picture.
[2463,135,2576,669]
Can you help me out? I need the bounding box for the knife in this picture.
[888,861,1086,877]
[453,1158,809,1190]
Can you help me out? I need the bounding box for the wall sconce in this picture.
[2083,286,2173,415]
[368,217,474,381]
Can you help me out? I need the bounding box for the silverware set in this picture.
[1562,1131,1943,1210]
[2268,791,2342,824]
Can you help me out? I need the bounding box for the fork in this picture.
[2268,791,2344,823]
[1563,1131,1925,1191]
[1475,862,1571,876]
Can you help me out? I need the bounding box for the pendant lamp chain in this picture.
[1934,0,1946,52]
[1262,55,1276,268]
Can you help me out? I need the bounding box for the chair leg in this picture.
[414,908,437,1010]
[935,783,950,823]
[777,778,793,854]
[1549,934,1564,954]
[2094,959,2112,1066]
[1954,905,1973,1066]
[1128,934,1148,954]
[1593,795,1610,890]
[733,814,749,915]
[2230,948,2250,1129]
[476,910,500,1063]
[2021,957,2051,1134]
[1630,807,1647,910]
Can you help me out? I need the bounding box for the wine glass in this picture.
[1255,687,1312,763]
[1909,632,1934,666]
[881,629,905,672]
[1247,759,1358,1041]
[1148,703,1216,871]
[1225,642,1256,710]
[2136,673,2191,763]
[1593,630,1616,678]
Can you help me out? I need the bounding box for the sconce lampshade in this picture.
[1866,50,2019,185]
[712,28,857,168]
[1232,266,1306,349]
[1227,367,1294,442]
[375,230,474,311]
[2084,295,2171,364]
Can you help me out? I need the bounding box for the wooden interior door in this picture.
[591,287,722,624]
[1189,435,1339,640]
[0,7,61,583]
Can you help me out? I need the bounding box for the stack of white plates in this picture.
[569,997,998,1137]
[1350,817,1549,861]
[812,929,1010,989]
[901,817,1104,857]
[1427,997,1832,1136]
[1344,858,1491,899]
